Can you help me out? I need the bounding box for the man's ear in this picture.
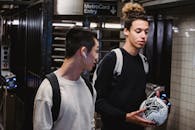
[123,28,129,36]
[81,46,87,59]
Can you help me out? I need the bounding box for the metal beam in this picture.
[0,1,31,5]
[138,0,194,7]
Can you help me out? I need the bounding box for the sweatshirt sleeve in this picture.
[33,79,53,130]
[94,51,126,121]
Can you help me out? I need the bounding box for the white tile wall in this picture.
[147,5,195,130]
[167,13,195,130]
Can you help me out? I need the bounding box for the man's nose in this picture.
[141,32,147,39]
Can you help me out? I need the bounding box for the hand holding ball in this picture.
[140,96,168,126]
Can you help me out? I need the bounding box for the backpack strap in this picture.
[45,72,61,122]
[111,48,123,76]
[112,48,149,74]
[92,48,123,85]
[139,53,149,74]
[81,75,93,97]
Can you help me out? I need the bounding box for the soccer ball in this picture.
[140,96,168,126]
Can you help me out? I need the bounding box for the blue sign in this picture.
[83,1,117,16]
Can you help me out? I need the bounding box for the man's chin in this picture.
[137,46,144,49]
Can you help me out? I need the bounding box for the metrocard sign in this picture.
[84,1,117,16]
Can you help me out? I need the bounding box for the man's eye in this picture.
[145,30,149,34]
[135,29,142,33]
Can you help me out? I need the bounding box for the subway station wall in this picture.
[147,4,195,130]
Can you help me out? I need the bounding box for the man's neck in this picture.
[56,58,82,81]
[123,43,139,56]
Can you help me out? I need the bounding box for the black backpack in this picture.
[45,72,94,122]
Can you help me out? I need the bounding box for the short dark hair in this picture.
[65,27,97,58]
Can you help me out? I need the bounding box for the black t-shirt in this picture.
[94,48,147,130]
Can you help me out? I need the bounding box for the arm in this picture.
[33,79,53,130]
[94,52,126,120]
[126,109,156,126]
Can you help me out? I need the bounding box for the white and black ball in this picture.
[140,96,168,126]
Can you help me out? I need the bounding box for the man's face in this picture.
[124,19,149,49]
[85,38,99,71]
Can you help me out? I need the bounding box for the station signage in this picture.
[83,1,117,16]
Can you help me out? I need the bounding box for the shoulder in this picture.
[96,50,117,73]
[103,50,116,61]
[35,79,53,102]
[99,49,119,65]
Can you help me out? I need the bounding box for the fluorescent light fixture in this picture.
[52,21,98,28]
[76,22,98,28]
[54,37,66,40]
[172,26,179,33]
[54,48,65,51]
[53,21,82,27]
[90,22,98,28]
[189,28,195,32]
[12,19,19,25]
[54,59,64,62]
[7,21,11,25]
[75,22,83,26]
[103,23,122,29]
[52,22,122,29]
[6,19,19,25]
[52,22,75,27]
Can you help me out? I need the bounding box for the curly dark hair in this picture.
[122,2,148,30]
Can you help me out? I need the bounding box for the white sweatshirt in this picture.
[33,72,96,130]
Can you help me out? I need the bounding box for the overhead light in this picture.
[52,22,122,29]
[53,21,83,27]
[6,19,19,25]
[52,21,99,28]
[54,48,65,51]
[75,22,83,26]
[172,26,179,33]
[52,22,75,27]
[76,22,98,28]
[54,37,66,40]
[12,19,19,25]
[189,28,195,32]
[103,23,122,29]
[90,22,98,28]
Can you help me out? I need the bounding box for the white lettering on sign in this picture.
[84,8,97,15]
[84,3,110,10]
[84,2,117,16]
[110,6,116,15]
